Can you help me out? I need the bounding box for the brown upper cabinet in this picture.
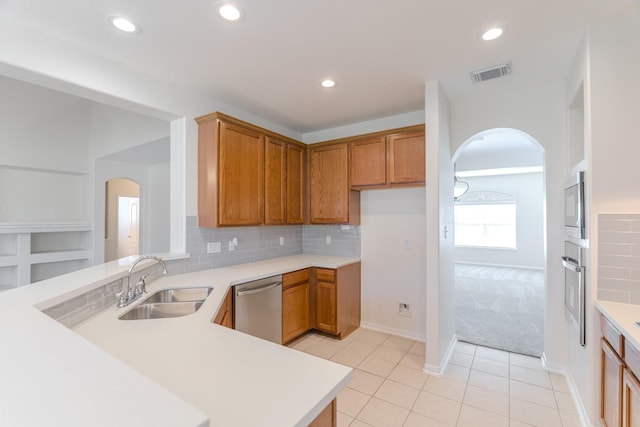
[309,143,360,224]
[196,112,306,227]
[350,127,425,189]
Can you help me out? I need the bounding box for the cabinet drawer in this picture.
[283,269,310,289]
[602,314,625,357]
[316,268,336,282]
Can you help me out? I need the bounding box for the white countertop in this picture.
[596,300,640,351]
[0,254,359,427]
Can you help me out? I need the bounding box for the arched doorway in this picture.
[104,178,141,262]
[452,128,546,357]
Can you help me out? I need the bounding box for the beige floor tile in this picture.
[450,351,474,368]
[388,364,429,390]
[509,419,535,427]
[559,410,582,427]
[370,345,406,364]
[455,341,477,355]
[510,365,552,389]
[337,387,370,417]
[350,420,373,427]
[359,355,397,377]
[509,353,544,371]
[412,391,462,425]
[472,356,510,377]
[423,375,466,402]
[475,346,510,363]
[509,396,563,427]
[345,339,382,356]
[398,352,424,370]
[550,372,571,393]
[347,369,385,395]
[467,369,509,395]
[408,341,426,356]
[305,341,342,359]
[359,330,390,345]
[457,403,509,427]
[463,384,509,416]
[442,363,470,383]
[555,390,578,414]
[337,411,353,427]
[356,397,409,427]
[381,335,415,351]
[404,412,454,426]
[331,348,369,368]
[374,379,420,410]
[509,380,557,409]
[288,333,323,351]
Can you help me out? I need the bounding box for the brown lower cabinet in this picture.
[308,399,336,427]
[600,313,640,427]
[212,289,233,329]
[282,269,311,343]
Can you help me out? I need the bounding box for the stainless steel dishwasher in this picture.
[234,275,282,344]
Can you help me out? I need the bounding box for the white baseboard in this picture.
[541,352,592,427]
[424,334,457,376]
[359,321,426,342]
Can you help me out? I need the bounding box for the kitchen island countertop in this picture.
[0,254,359,427]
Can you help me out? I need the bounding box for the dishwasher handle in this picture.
[562,256,582,273]
[236,281,281,297]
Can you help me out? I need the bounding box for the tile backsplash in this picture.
[598,214,640,304]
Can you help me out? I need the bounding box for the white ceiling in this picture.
[0,0,635,133]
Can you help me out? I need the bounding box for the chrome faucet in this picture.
[117,256,168,308]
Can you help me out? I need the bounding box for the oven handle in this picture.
[562,256,582,273]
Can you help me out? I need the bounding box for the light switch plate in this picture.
[207,242,221,254]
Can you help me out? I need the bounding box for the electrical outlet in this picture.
[207,242,221,254]
[279,236,284,245]
[403,240,411,249]
[228,240,236,251]
[325,236,331,244]
[398,303,412,318]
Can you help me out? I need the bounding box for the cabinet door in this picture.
[316,282,337,334]
[218,122,264,225]
[265,137,286,225]
[624,368,640,427]
[388,130,425,184]
[282,282,310,343]
[286,144,305,224]
[602,338,624,427]
[310,143,349,223]
[350,137,386,187]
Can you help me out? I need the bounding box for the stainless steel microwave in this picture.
[565,171,585,239]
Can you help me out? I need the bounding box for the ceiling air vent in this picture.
[470,62,512,83]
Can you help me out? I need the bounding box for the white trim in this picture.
[359,321,426,342]
[423,334,457,375]
[454,261,545,271]
[457,166,543,178]
[541,352,591,427]
[0,223,92,234]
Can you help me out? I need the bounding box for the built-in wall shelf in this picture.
[0,223,92,292]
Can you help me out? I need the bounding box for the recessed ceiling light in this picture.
[108,16,139,33]
[320,79,336,88]
[482,27,504,41]
[217,2,242,21]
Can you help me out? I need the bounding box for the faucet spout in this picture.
[117,256,168,308]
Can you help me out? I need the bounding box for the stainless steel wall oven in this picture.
[562,241,585,346]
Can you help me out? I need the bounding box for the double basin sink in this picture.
[119,287,213,320]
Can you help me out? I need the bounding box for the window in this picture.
[454,191,516,249]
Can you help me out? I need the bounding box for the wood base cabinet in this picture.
[624,368,640,427]
[213,289,233,329]
[602,337,624,427]
[308,399,336,427]
[314,263,361,339]
[282,269,311,344]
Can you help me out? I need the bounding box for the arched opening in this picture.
[104,178,141,262]
[452,128,545,357]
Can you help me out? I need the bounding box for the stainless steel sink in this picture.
[119,301,204,320]
[140,287,214,304]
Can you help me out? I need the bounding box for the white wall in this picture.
[455,173,545,269]
[360,188,426,340]
[146,162,171,254]
[449,81,568,370]
[425,81,456,373]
